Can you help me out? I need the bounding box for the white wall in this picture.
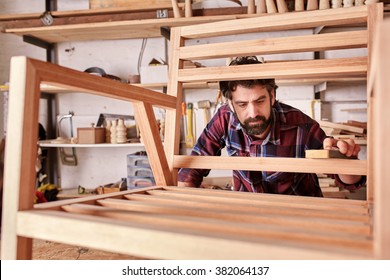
[0,0,47,138]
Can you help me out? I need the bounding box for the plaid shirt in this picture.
[178,101,365,197]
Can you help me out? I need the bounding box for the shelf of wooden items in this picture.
[1,3,388,43]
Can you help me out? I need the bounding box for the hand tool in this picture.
[181,102,187,142]
[197,100,211,126]
[57,111,77,166]
[186,102,195,148]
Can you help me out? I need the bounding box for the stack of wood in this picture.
[317,173,350,199]
[318,120,367,145]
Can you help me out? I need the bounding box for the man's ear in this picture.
[227,99,234,111]
[270,89,276,106]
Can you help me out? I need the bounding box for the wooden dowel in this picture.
[295,0,305,11]
[307,0,319,10]
[266,0,278,13]
[185,0,192,17]
[276,0,289,13]
[98,198,370,236]
[257,0,267,13]
[171,0,181,18]
[248,0,256,14]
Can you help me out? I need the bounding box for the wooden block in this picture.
[305,149,357,159]
[77,127,105,144]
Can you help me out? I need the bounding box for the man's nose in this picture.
[247,103,258,118]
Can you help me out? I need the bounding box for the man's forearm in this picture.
[338,174,362,185]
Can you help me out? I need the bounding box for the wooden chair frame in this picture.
[1,4,388,259]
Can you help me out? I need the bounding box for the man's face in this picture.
[229,84,275,139]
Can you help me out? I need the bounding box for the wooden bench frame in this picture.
[1,4,388,259]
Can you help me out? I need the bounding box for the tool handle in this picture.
[181,102,186,116]
[186,103,194,148]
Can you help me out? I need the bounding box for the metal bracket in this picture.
[40,11,54,26]
[157,9,169,18]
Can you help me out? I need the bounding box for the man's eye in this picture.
[237,104,247,108]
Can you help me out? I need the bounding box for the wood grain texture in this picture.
[305,149,358,159]
[1,3,386,260]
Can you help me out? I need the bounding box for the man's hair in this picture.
[219,56,278,100]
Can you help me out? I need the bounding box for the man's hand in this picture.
[323,137,360,158]
[323,137,362,185]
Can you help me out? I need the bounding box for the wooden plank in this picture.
[179,30,368,60]
[61,203,372,251]
[133,102,173,185]
[16,210,372,259]
[1,57,39,259]
[372,19,390,260]
[27,57,177,110]
[173,155,367,175]
[125,192,369,222]
[146,189,368,214]
[4,14,259,42]
[318,120,366,135]
[98,198,370,236]
[367,1,384,206]
[179,5,369,39]
[177,57,367,83]
[305,149,358,159]
[164,27,184,183]
[89,0,177,10]
[161,186,366,206]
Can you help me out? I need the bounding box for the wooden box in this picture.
[77,127,105,144]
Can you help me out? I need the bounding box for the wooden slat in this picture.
[98,198,371,236]
[179,5,369,39]
[133,102,173,185]
[4,14,259,42]
[125,193,370,222]
[372,19,390,260]
[61,203,372,251]
[25,58,177,110]
[179,30,368,61]
[164,27,184,182]
[16,210,372,259]
[177,57,367,83]
[1,57,40,260]
[305,149,357,159]
[173,155,367,175]
[161,186,367,206]
[145,189,368,214]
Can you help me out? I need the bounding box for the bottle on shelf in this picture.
[116,118,127,144]
[105,120,111,143]
[110,119,118,144]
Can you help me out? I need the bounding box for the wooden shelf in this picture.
[39,140,145,148]
[1,7,256,42]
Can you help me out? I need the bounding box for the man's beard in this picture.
[241,114,272,136]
